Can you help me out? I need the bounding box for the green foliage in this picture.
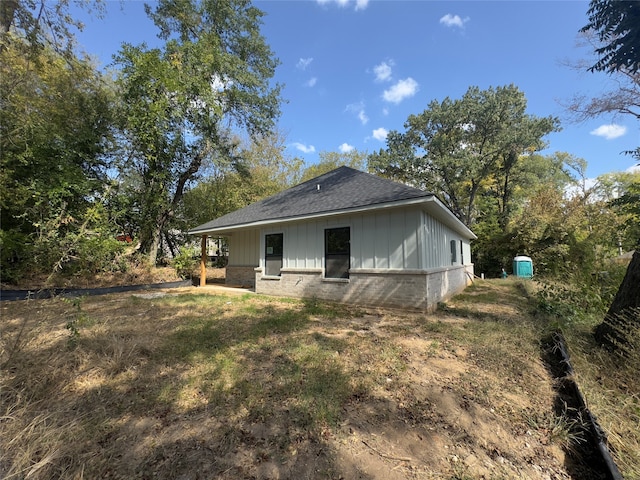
[0,0,105,59]
[0,229,29,284]
[181,131,302,228]
[114,0,282,265]
[607,171,640,250]
[298,149,368,183]
[535,262,627,328]
[369,84,560,228]
[64,297,90,349]
[581,0,640,74]
[172,246,196,279]
[0,40,115,230]
[0,34,117,283]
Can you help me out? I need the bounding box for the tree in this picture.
[181,131,303,229]
[581,0,640,74]
[369,84,559,228]
[472,152,571,276]
[298,149,368,183]
[0,0,104,57]
[0,38,116,281]
[115,0,281,265]
[580,0,640,347]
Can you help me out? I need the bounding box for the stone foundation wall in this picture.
[254,265,473,310]
[226,265,257,288]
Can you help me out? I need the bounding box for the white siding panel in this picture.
[374,213,390,269]
[389,213,404,269]
[228,229,259,265]
[463,240,472,266]
[288,223,298,268]
[253,208,465,273]
[351,216,363,269]
[359,215,376,269]
[404,211,420,269]
[309,222,321,268]
[422,212,469,269]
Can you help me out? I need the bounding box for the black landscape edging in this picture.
[549,331,624,480]
[0,280,192,302]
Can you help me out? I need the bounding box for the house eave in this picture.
[188,195,476,240]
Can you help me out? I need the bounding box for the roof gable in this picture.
[190,166,433,233]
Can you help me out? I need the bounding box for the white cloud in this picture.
[296,57,313,70]
[316,0,368,10]
[346,102,369,125]
[305,77,318,87]
[626,163,640,173]
[373,61,393,82]
[372,127,388,141]
[382,77,419,104]
[339,143,354,153]
[439,13,469,29]
[590,124,627,140]
[292,142,316,154]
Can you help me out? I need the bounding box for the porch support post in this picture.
[200,235,207,287]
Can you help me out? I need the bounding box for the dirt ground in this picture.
[0,280,591,479]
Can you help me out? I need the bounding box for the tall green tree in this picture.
[0,0,104,57]
[298,149,368,183]
[182,131,303,229]
[369,85,560,228]
[115,0,281,265]
[581,0,640,347]
[472,152,571,276]
[0,38,115,281]
[581,0,640,74]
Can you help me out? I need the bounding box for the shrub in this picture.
[172,246,196,279]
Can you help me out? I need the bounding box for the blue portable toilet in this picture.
[513,255,533,278]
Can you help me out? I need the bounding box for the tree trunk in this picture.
[594,248,640,348]
[140,145,209,266]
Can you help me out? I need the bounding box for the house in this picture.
[188,166,476,310]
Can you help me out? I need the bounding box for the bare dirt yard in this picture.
[0,280,611,479]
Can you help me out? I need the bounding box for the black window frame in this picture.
[325,227,350,279]
[265,233,283,277]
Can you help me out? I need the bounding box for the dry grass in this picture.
[562,322,640,479]
[0,280,625,479]
[2,265,182,290]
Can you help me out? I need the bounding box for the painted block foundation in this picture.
[253,265,473,310]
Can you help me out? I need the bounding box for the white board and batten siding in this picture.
[227,229,259,266]
[422,212,471,269]
[230,205,472,273]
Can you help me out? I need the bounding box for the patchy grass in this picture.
[0,280,625,479]
[560,319,640,479]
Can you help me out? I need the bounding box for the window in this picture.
[450,239,457,265]
[460,240,464,265]
[325,227,350,279]
[265,233,283,276]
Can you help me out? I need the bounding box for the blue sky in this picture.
[74,0,639,179]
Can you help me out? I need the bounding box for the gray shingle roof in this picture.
[189,166,433,233]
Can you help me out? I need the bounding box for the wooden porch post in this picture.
[200,235,207,287]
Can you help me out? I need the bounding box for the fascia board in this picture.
[423,197,477,240]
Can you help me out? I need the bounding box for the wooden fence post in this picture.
[200,235,207,287]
